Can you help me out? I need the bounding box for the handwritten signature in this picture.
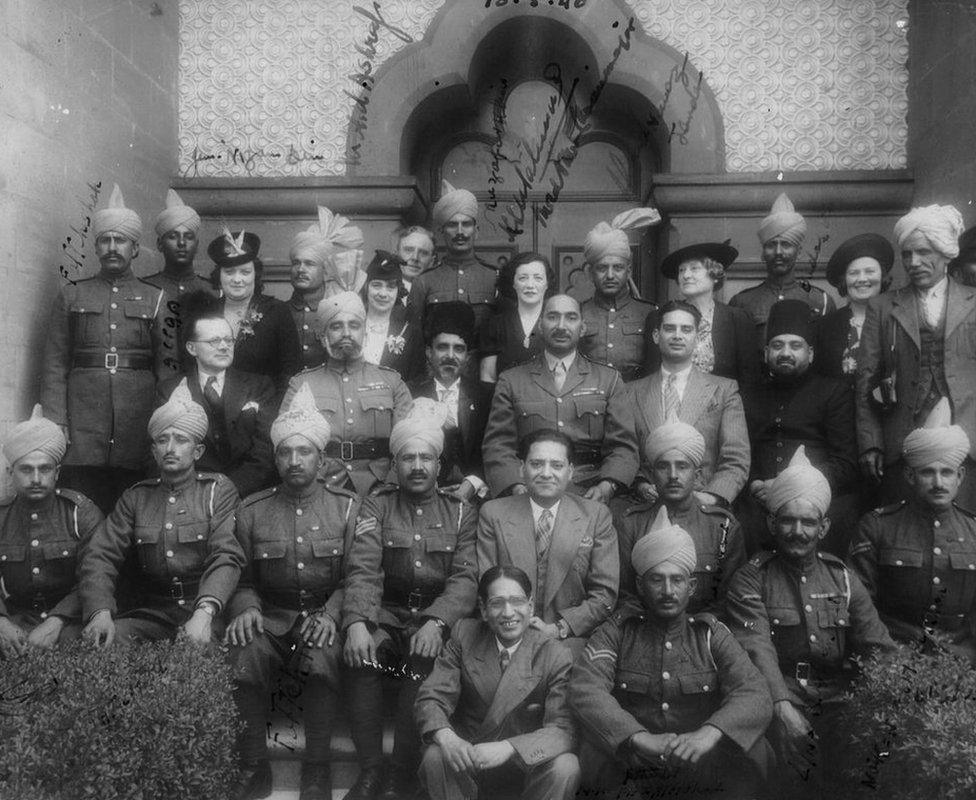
[485,79,510,212]
[59,181,102,284]
[641,52,706,147]
[181,143,327,177]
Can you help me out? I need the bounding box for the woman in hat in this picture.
[650,242,761,390]
[813,233,894,382]
[207,229,301,399]
[359,250,422,381]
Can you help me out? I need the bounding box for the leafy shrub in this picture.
[0,641,240,800]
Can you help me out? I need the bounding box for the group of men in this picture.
[2,177,976,800]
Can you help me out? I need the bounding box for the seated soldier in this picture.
[0,406,104,657]
[225,383,360,800]
[342,403,478,800]
[415,565,580,800]
[570,508,772,800]
[80,379,245,646]
[618,420,746,617]
[725,446,896,797]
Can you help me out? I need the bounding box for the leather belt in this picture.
[264,589,331,611]
[72,352,152,370]
[325,439,390,461]
[387,589,438,612]
[10,590,66,616]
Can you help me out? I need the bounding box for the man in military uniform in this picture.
[41,184,167,515]
[850,399,976,662]
[729,192,834,333]
[569,513,772,799]
[342,410,478,800]
[0,406,104,658]
[225,383,359,800]
[619,421,745,617]
[283,291,412,496]
[726,448,895,797]
[578,209,660,382]
[394,224,436,300]
[483,294,638,503]
[80,380,244,646]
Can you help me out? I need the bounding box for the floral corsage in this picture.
[238,308,264,339]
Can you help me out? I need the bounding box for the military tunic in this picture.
[0,488,103,627]
[729,278,835,332]
[407,253,498,332]
[618,501,745,618]
[283,357,412,495]
[287,288,329,370]
[579,292,656,383]
[142,270,214,376]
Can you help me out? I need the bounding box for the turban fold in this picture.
[390,398,447,457]
[824,233,894,289]
[758,193,806,246]
[583,208,661,265]
[643,421,705,467]
[766,299,814,344]
[764,446,831,516]
[148,379,208,442]
[3,405,66,466]
[432,180,478,230]
[631,506,697,577]
[271,382,331,450]
[313,291,366,334]
[290,205,364,266]
[894,204,964,259]
[903,398,970,469]
[92,183,142,242]
[154,189,201,237]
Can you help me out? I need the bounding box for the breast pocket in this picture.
[122,299,155,349]
[514,399,549,430]
[0,544,27,568]
[879,547,924,569]
[133,526,162,573]
[312,537,345,585]
[359,389,395,437]
[68,302,105,346]
[614,669,651,697]
[678,671,719,699]
[380,527,415,579]
[573,394,607,440]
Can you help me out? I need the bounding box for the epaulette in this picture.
[368,482,399,497]
[54,487,94,507]
[132,477,163,489]
[194,471,225,483]
[733,283,763,295]
[699,504,735,521]
[297,363,326,375]
[475,256,498,271]
[376,364,399,375]
[613,606,645,625]
[817,551,847,568]
[871,500,907,517]
[688,612,720,629]
[325,482,358,500]
[242,486,278,507]
[436,487,464,503]
[747,550,777,569]
[633,296,657,308]
[135,277,164,293]
[623,502,656,516]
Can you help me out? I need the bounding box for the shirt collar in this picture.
[544,350,577,372]
[661,363,693,381]
[916,276,948,300]
[198,367,226,393]
[594,290,633,311]
[435,378,460,395]
[529,498,560,524]
[495,638,523,656]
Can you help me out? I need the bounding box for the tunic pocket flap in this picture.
[879,547,923,568]
[177,522,210,544]
[123,299,155,319]
[615,669,651,693]
[679,672,718,694]
[381,528,414,549]
[68,302,104,314]
[0,544,27,562]
[948,551,976,571]
[255,541,288,560]
[573,396,606,417]
[695,554,721,574]
[817,607,849,628]
[42,542,77,559]
[425,533,457,553]
[133,526,161,545]
[359,390,393,411]
[311,538,344,558]
[621,322,644,335]
[767,608,802,626]
[515,400,548,419]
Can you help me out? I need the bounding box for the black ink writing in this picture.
[485,78,510,213]
[59,181,102,284]
[181,142,327,177]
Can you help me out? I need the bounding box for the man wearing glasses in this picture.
[156,299,276,498]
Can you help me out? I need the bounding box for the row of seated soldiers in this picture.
[0,364,972,800]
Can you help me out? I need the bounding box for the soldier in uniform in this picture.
[578,208,660,382]
[0,406,104,658]
[850,398,976,662]
[569,512,772,799]
[729,192,834,334]
[619,421,746,617]
[283,291,412,496]
[725,447,895,797]
[342,409,478,800]
[482,294,638,504]
[80,380,244,646]
[41,184,167,515]
[225,383,359,800]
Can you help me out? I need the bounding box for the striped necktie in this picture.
[663,372,680,421]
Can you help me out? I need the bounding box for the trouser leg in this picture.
[521,753,580,800]
[347,666,385,770]
[419,744,475,800]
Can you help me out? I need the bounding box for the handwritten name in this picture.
[641,53,705,146]
[485,78,510,213]
[182,142,327,177]
[860,718,896,789]
[59,181,102,284]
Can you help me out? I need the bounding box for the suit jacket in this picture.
[630,368,750,503]
[157,367,276,497]
[415,619,576,767]
[408,376,491,484]
[857,279,976,464]
[476,494,618,637]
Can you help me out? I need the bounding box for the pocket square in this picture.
[242,401,260,412]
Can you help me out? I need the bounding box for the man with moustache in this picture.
[857,204,976,508]
[483,294,638,504]
[342,410,478,800]
[395,225,436,300]
[726,448,895,797]
[414,565,580,800]
[41,184,167,514]
[409,302,491,502]
[850,399,976,662]
[283,291,412,496]
[578,209,660,383]
[0,406,104,658]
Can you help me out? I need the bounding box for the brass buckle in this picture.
[340,441,354,461]
[407,590,424,612]
[796,662,811,686]
[169,579,184,600]
[104,352,119,370]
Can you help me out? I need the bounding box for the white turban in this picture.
[92,183,142,242]
[390,399,447,458]
[643,421,706,467]
[631,506,697,577]
[764,446,831,517]
[583,208,661,265]
[154,189,200,237]
[3,405,67,466]
[432,180,478,230]
[758,193,806,246]
[312,291,366,334]
[903,398,970,469]
[271,382,331,450]
[148,379,208,442]
[893,204,965,259]
[290,205,364,266]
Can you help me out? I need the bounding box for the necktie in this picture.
[552,360,566,392]
[663,372,680,422]
[438,386,459,428]
[499,649,511,672]
[204,375,221,409]
[536,509,554,556]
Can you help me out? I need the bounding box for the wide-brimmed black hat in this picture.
[825,233,894,289]
[660,242,738,279]
[424,301,476,346]
[207,230,261,268]
[365,250,406,284]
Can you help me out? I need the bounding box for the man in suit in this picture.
[394,224,436,299]
[630,300,750,508]
[415,564,580,800]
[157,306,276,498]
[857,203,976,509]
[477,429,619,654]
[483,294,638,504]
[409,302,491,501]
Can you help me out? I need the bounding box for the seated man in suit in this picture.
[157,297,276,498]
[630,300,750,509]
[414,565,580,800]
[408,302,491,502]
[477,429,619,655]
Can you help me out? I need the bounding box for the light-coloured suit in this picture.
[631,367,751,503]
[476,494,618,639]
